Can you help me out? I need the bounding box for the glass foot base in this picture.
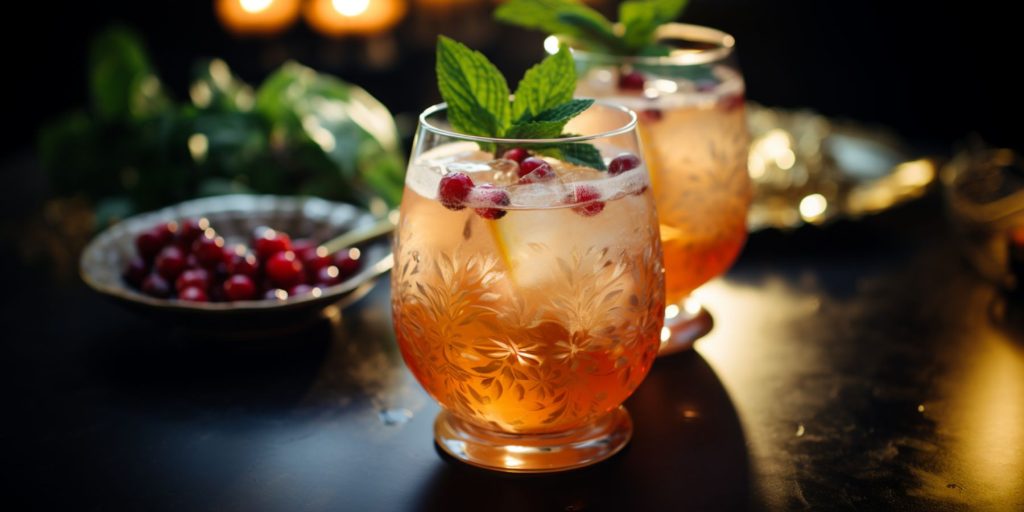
[658,298,714,357]
[434,406,632,473]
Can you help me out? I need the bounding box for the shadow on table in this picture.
[412,350,760,511]
[87,291,404,415]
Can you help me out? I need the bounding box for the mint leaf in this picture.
[532,98,593,123]
[537,142,606,171]
[652,0,688,23]
[436,36,511,137]
[619,2,661,51]
[507,99,593,141]
[505,120,565,139]
[495,0,620,53]
[496,0,689,54]
[512,45,575,121]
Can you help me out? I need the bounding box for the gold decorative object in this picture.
[746,102,936,231]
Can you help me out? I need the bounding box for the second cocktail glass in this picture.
[391,101,665,472]
[563,23,752,354]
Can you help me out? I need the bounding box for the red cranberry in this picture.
[518,157,551,178]
[135,230,165,261]
[288,284,318,297]
[720,92,745,112]
[639,109,663,122]
[223,274,257,301]
[191,233,226,268]
[473,185,511,220]
[266,251,305,288]
[175,268,210,293]
[178,286,208,302]
[608,153,642,176]
[618,71,646,91]
[570,185,605,217]
[439,172,474,211]
[315,265,342,286]
[154,222,178,245]
[141,273,172,298]
[302,249,332,277]
[502,148,529,164]
[252,227,292,260]
[154,246,186,280]
[123,257,148,287]
[334,249,362,279]
[226,251,259,278]
[176,218,206,247]
[292,239,316,259]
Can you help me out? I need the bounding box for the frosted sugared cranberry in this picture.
[252,227,292,260]
[502,148,529,164]
[135,230,165,261]
[177,219,205,247]
[473,185,510,220]
[315,265,342,286]
[123,257,148,287]
[266,251,305,288]
[618,71,646,91]
[141,273,172,298]
[154,246,186,280]
[226,250,259,278]
[289,284,318,297]
[334,249,361,279]
[178,286,208,302]
[191,234,225,268]
[223,274,257,301]
[570,185,605,217]
[439,172,474,211]
[608,153,642,176]
[175,268,209,293]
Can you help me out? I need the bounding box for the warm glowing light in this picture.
[348,248,361,260]
[326,266,340,279]
[683,296,703,316]
[272,289,288,300]
[333,0,369,16]
[311,287,323,298]
[543,35,561,55]
[799,193,828,221]
[217,0,301,36]
[665,304,680,320]
[241,0,274,12]
[660,326,671,343]
[502,455,524,468]
[306,0,406,36]
[188,134,209,163]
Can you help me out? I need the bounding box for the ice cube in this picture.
[486,158,520,185]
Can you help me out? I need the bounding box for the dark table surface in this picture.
[4,172,1024,511]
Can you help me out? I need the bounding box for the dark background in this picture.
[5,0,1022,161]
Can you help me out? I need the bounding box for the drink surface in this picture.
[392,144,665,434]
[578,67,751,305]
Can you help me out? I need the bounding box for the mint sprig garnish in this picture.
[436,36,605,170]
[495,0,688,56]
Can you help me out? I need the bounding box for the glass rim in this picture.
[558,23,736,67]
[417,99,638,145]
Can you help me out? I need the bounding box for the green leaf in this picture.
[619,2,661,51]
[536,142,606,171]
[436,36,511,137]
[533,98,594,122]
[495,0,621,53]
[88,26,167,121]
[505,120,565,139]
[652,0,688,23]
[512,45,575,121]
